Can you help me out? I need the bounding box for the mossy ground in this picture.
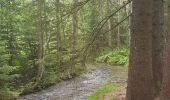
[87,84,121,100]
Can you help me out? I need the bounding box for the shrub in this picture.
[96,48,129,66]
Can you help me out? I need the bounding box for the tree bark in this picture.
[107,0,112,48]
[126,0,154,99]
[33,0,45,89]
[70,0,79,73]
[56,0,62,67]
[128,1,132,47]
[159,1,170,100]
[72,0,78,52]
[152,0,164,97]
[117,0,121,48]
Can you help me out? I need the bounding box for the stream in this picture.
[18,64,127,100]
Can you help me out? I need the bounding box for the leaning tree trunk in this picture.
[152,0,164,97]
[126,0,154,99]
[159,1,170,100]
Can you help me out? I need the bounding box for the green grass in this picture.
[87,84,120,100]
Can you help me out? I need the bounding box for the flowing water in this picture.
[18,64,127,100]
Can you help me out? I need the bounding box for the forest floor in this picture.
[18,64,127,100]
[103,88,126,100]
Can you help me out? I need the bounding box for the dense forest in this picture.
[1,0,170,100]
[0,0,130,99]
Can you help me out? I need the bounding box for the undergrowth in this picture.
[96,48,129,66]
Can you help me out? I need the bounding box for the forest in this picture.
[0,0,169,100]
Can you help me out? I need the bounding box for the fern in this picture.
[96,48,129,66]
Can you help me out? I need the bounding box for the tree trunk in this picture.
[72,0,78,52]
[117,0,121,48]
[56,0,62,67]
[90,0,100,58]
[159,1,170,100]
[152,0,164,97]
[107,0,112,48]
[33,0,45,89]
[128,1,132,47]
[126,0,154,99]
[44,1,52,54]
[70,0,78,73]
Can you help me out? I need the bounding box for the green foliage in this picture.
[87,84,119,100]
[0,0,130,98]
[96,48,129,66]
[0,41,20,89]
[38,69,60,89]
[0,65,20,100]
[0,90,18,100]
[0,65,20,91]
[0,65,19,74]
[0,25,21,98]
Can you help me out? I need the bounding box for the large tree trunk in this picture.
[126,0,154,99]
[152,0,164,97]
[159,1,170,100]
